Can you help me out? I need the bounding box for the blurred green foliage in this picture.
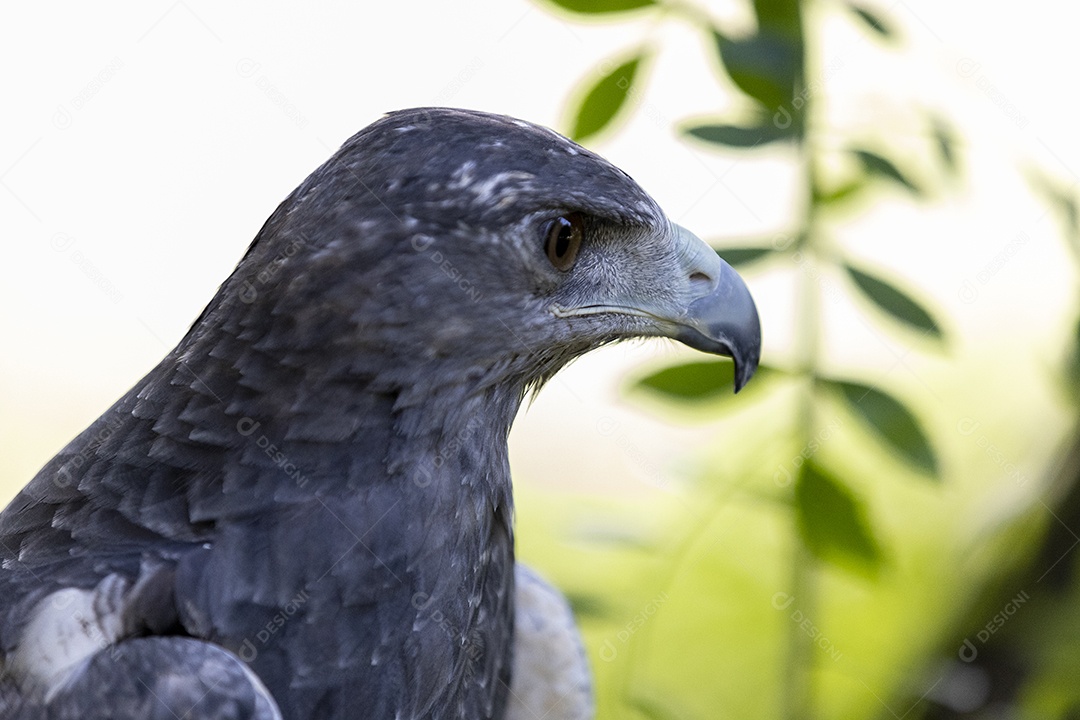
[525,1,1080,719]
[570,54,647,142]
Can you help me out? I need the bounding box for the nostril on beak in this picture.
[689,270,715,295]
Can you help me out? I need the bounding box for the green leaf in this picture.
[635,359,738,400]
[1069,316,1080,392]
[563,592,612,620]
[569,53,645,142]
[845,264,943,340]
[635,360,776,401]
[845,2,895,39]
[752,0,803,37]
[541,0,656,13]
[684,118,795,148]
[1027,168,1080,257]
[712,30,800,112]
[930,115,958,174]
[814,178,867,205]
[795,462,882,574]
[714,246,774,268]
[826,379,939,476]
[852,149,920,195]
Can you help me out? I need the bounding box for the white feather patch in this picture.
[7,576,127,700]
[507,565,593,720]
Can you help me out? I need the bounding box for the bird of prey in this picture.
[0,108,760,719]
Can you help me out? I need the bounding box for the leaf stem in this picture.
[784,0,823,715]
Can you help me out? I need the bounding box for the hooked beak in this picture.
[667,225,761,391]
[552,224,762,391]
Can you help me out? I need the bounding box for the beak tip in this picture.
[683,260,762,393]
[732,353,759,393]
[729,318,762,393]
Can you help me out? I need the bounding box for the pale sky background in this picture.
[2,1,1079,503]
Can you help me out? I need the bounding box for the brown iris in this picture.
[545,212,584,272]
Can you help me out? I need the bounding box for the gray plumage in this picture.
[0,108,760,719]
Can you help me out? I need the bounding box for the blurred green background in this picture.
[517,2,1080,718]
[2,1,1079,718]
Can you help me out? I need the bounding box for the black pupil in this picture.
[555,220,573,257]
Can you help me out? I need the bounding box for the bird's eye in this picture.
[545,213,584,272]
